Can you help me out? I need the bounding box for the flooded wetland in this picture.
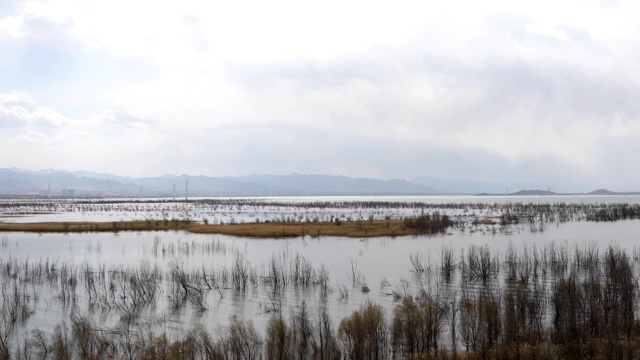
[1,195,640,359]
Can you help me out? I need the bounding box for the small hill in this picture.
[587,189,619,195]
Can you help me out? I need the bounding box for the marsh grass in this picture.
[189,219,427,238]
[0,219,436,238]
[4,200,640,240]
[0,219,192,233]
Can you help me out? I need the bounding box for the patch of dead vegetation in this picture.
[0,219,428,238]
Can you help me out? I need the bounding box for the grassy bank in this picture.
[0,219,193,233]
[0,218,440,238]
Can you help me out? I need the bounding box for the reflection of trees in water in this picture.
[0,241,639,358]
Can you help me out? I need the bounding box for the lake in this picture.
[1,195,639,358]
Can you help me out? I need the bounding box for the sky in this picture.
[1,0,640,190]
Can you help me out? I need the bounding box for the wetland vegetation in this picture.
[0,196,640,358]
[0,217,449,238]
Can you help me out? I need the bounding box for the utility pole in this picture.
[185,177,189,201]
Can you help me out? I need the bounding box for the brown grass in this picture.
[0,219,192,233]
[472,218,498,225]
[189,219,421,238]
[0,219,425,238]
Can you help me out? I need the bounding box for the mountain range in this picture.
[0,168,636,198]
[0,168,438,197]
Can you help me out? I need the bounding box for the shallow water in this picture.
[3,194,640,224]
[2,218,640,339]
[2,195,640,351]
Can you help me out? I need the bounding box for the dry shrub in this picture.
[265,317,292,360]
[392,296,446,357]
[338,301,388,360]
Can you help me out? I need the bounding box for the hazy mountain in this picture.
[228,174,438,196]
[0,169,438,197]
[0,169,137,196]
[3,168,632,198]
[71,170,136,184]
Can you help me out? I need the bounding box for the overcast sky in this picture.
[1,0,639,189]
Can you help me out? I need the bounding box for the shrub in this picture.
[338,301,387,360]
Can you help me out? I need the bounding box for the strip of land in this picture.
[0,219,432,238]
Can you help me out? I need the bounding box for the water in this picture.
[3,194,640,224]
[1,222,639,332]
[1,195,640,353]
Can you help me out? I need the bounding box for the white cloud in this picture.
[0,91,36,105]
[31,106,69,127]
[0,92,71,128]
[14,130,55,145]
[1,0,640,187]
[0,13,22,38]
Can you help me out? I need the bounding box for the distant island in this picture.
[477,189,640,196]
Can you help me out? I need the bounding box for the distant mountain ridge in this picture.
[1,168,638,198]
[0,168,439,197]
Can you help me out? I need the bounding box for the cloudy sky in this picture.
[1,0,639,189]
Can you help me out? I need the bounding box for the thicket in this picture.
[403,212,454,234]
